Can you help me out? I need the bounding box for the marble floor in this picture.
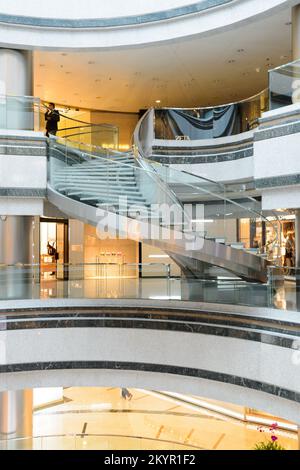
[27,387,298,450]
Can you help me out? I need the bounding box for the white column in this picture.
[0,216,34,265]
[293,5,300,60]
[0,49,33,129]
[0,390,33,449]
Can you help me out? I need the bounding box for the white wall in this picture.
[262,185,300,211]
[0,323,299,423]
[0,155,46,189]
[254,132,300,180]
[0,198,44,215]
[173,157,253,183]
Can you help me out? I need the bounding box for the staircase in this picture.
[48,138,271,283]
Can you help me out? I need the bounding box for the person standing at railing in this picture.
[45,102,60,137]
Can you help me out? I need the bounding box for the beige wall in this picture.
[205,219,237,244]
[141,243,181,277]
[84,224,139,278]
[91,111,139,150]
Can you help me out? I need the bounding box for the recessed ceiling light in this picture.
[256,67,261,73]
[155,100,161,104]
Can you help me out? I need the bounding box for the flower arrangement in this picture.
[253,423,285,450]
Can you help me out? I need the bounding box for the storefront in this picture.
[40,218,69,279]
[238,215,296,266]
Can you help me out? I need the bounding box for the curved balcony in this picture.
[0,0,292,49]
[0,298,299,425]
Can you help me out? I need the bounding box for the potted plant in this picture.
[253,423,286,451]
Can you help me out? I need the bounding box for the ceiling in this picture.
[34,7,292,112]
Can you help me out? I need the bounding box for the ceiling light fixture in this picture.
[155,100,161,104]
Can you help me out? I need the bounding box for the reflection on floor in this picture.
[1,273,298,311]
[32,387,298,450]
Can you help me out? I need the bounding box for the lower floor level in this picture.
[0,387,298,450]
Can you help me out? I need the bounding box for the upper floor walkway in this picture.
[0,0,296,49]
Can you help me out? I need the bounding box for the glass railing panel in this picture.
[154,90,268,140]
[267,266,300,312]
[39,101,119,149]
[0,94,40,131]
[269,59,300,110]
[146,161,279,259]
[0,264,299,311]
[0,434,203,450]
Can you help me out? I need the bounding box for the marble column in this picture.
[0,48,33,129]
[0,390,33,450]
[292,5,300,60]
[0,216,35,300]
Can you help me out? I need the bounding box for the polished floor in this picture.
[27,387,298,450]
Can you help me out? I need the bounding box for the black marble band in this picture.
[255,173,300,189]
[255,120,300,141]
[0,188,46,197]
[1,307,299,350]
[150,147,253,163]
[1,360,299,403]
[0,1,232,29]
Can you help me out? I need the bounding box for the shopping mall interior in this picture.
[0,0,300,451]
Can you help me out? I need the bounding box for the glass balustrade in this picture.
[269,59,300,110]
[0,94,40,131]
[0,433,202,450]
[153,90,268,140]
[0,262,299,311]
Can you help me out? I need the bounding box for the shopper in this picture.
[121,388,133,400]
[284,232,295,267]
[45,102,60,137]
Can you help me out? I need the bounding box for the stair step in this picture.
[55,184,139,191]
[79,195,147,202]
[55,169,135,175]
